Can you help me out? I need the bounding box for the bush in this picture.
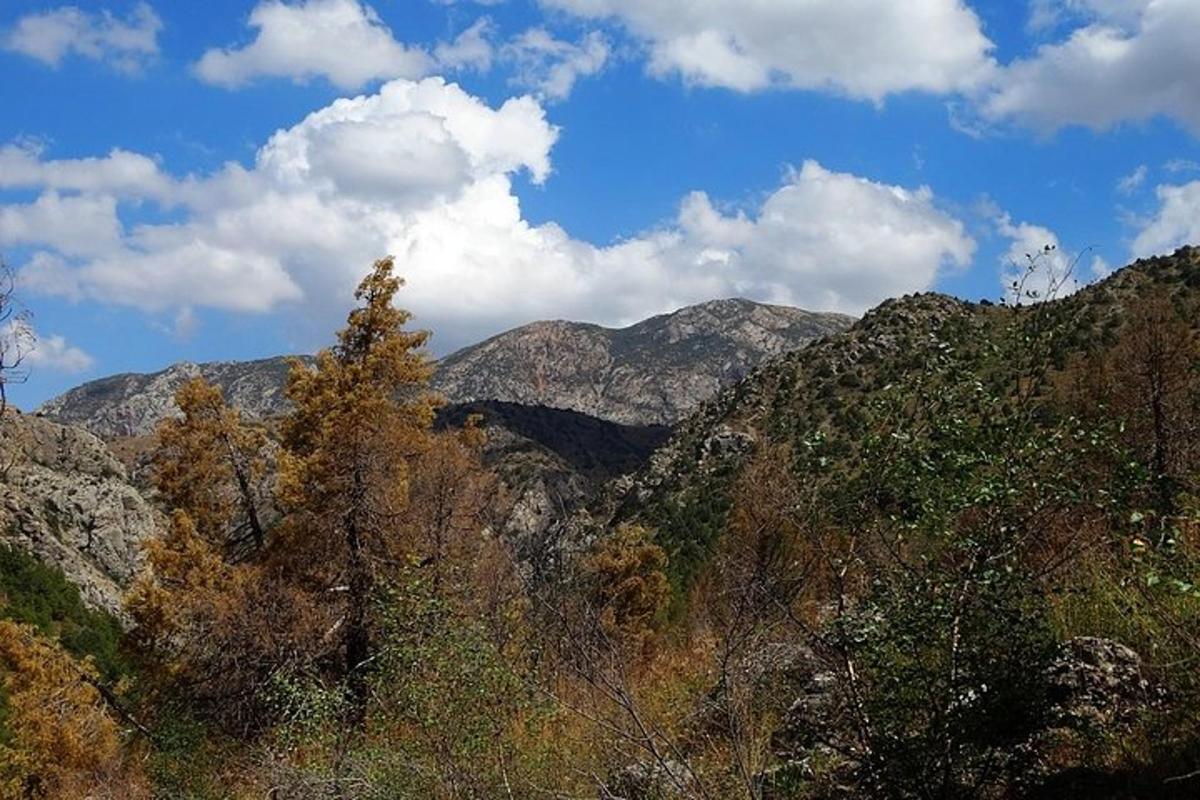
[0,543,127,681]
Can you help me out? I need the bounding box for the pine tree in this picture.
[154,377,271,557]
[277,256,437,725]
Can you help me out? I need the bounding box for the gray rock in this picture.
[604,759,693,799]
[0,412,162,617]
[436,299,852,426]
[37,355,309,439]
[1047,636,1153,730]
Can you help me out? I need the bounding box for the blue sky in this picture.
[2,0,1200,408]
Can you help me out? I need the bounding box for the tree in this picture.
[154,377,272,558]
[0,620,147,799]
[125,511,324,735]
[579,524,670,660]
[1106,292,1199,518]
[276,256,438,725]
[402,418,501,598]
[0,260,32,418]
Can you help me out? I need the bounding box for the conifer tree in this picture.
[277,256,437,724]
[154,377,271,557]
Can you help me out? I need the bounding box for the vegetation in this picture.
[2,248,1200,797]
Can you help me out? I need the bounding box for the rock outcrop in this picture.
[0,411,161,616]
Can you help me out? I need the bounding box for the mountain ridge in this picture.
[37,298,854,437]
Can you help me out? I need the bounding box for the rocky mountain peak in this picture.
[37,299,853,436]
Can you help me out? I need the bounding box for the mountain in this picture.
[599,246,1200,587]
[37,299,853,437]
[37,355,309,440]
[436,401,670,570]
[432,298,854,425]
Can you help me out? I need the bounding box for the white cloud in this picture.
[6,78,973,350]
[1132,180,1200,257]
[1090,254,1113,279]
[0,143,173,200]
[0,192,123,258]
[1164,158,1200,175]
[538,0,995,100]
[982,0,1200,134]
[3,2,161,73]
[502,28,609,101]
[1026,0,1151,33]
[1117,164,1147,194]
[194,0,430,89]
[434,18,495,72]
[25,332,94,373]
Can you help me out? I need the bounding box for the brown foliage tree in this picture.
[126,511,324,735]
[277,256,438,724]
[0,620,147,799]
[579,524,670,659]
[1062,291,1200,518]
[154,377,272,557]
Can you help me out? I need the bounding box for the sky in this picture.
[2,0,1200,408]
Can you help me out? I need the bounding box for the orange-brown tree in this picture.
[154,377,272,557]
[276,256,438,724]
[0,620,147,799]
[125,511,323,734]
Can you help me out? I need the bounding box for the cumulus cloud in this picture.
[537,0,995,100]
[982,0,1200,134]
[0,192,123,258]
[3,2,161,73]
[502,28,609,101]
[194,0,430,89]
[6,78,973,350]
[1132,179,1200,258]
[24,332,94,373]
[0,143,173,200]
[1026,0,1150,33]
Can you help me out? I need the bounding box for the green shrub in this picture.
[0,542,128,681]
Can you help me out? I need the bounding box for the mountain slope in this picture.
[599,247,1200,586]
[37,299,853,437]
[433,298,854,425]
[38,355,310,440]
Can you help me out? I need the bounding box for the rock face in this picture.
[764,637,1157,793]
[38,300,852,437]
[436,401,671,572]
[0,412,161,616]
[38,356,309,439]
[434,299,853,426]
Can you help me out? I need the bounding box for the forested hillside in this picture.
[2,250,1200,798]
